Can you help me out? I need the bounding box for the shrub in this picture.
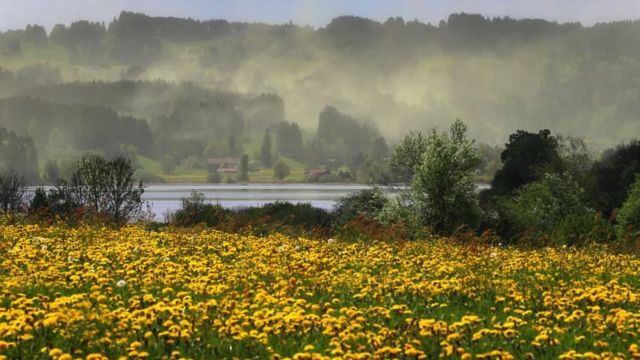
[29,187,49,214]
[273,161,290,180]
[616,175,640,239]
[236,202,331,228]
[172,191,230,227]
[333,187,388,228]
[228,202,332,237]
[550,212,614,247]
[492,173,592,244]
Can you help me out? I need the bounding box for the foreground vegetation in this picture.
[0,223,639,359]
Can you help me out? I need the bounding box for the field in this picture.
[136,154,307,183]
[1,224,640,359]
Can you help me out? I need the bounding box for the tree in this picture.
[383,121,483,234]
[25,24,47,46]
[490,129,562,195]
[273,161,290,180]
[70,155,144,224]
[390,130,429,182]
[275,121,304,161]
[358,158,392,184]
[590,140,640,215]
[316,106,380,169]
[410,119,482,234]
[0,169,26,213]
[558,136,592,181]
[260,129,273,168]
[239,154,249,181]
[0,127,39,183]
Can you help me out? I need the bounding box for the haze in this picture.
[1,1,640,184]
[2,0,640,31]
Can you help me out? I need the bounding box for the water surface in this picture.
[142,183,490,220]
[143,183,370,220]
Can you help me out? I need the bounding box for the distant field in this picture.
[137,154,308,183]
[1,223,640,359]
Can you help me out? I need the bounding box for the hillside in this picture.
[1,12,640,181]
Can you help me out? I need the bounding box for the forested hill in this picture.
[24,81,285,132]
[1,11,640,182]
[1,12,640,146]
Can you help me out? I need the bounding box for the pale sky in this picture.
[1,0,639,31]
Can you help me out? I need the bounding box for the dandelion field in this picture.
[1,224,640,359]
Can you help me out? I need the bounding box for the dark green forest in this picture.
[1,12,640,182]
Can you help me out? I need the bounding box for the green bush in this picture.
[550,212,614,246]
[333,188,388,227]
[493,173,592,244]
[172,191,230,227]
[273,161,291,180]
[616,175,640,239]
[234,202,331,230]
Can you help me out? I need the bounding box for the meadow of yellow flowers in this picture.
[1,223,640,359]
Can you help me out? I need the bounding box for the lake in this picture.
[142,183,491,220]
[143,183,370,220]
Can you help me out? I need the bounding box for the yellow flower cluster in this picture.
[0,223,640,359]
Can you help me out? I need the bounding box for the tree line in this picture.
[333,120,640,247]
[0,78,398,183]
[3,119,640,249]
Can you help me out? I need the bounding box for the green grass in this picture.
[137,155,208,182]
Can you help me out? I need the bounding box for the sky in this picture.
[1,0,639,31]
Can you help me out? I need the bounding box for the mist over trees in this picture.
[1,11,640,181]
